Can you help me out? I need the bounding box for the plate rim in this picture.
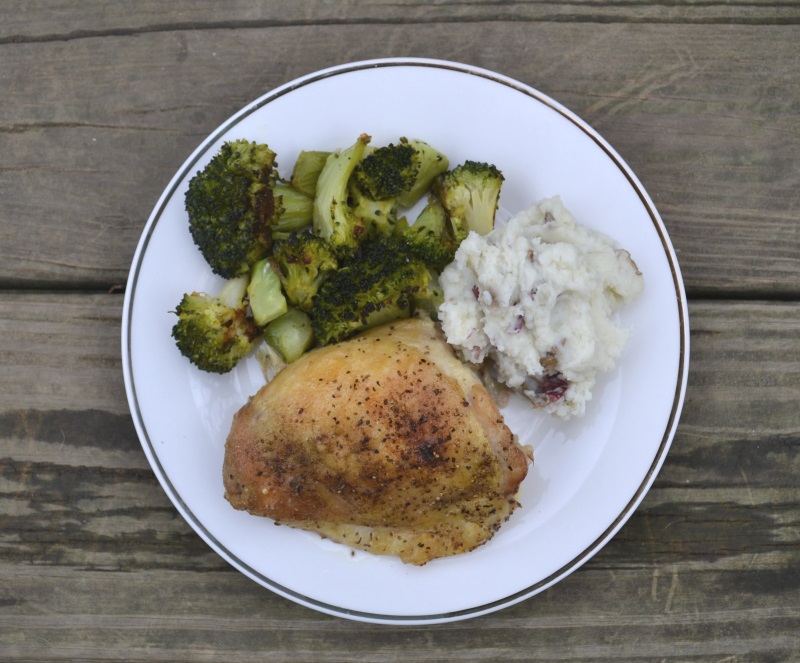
[121,57,690,625]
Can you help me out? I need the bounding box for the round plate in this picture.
[121,58,689,624]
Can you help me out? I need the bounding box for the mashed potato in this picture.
[438,196,644,418]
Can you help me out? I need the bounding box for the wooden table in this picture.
[2,2,798,660]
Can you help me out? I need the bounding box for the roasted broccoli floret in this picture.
[171,275,258,374]
[185,140,276,278]
[348,191,398,236]
[185,139,312,278]
[311,235,436,346]
[432,160,504,237]
[397,139,450,208]
[290,150,331,197]
[347,141,419,235]
[269,232,338,312]
[351,142,419,201]
[403,198,460,269]
[347,139,451,236]
[313,134,371,256]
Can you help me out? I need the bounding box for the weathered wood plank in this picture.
[0,565,797,661]
[0,293,127,415]
[1,24,798,293]
[0,295,797,659]
[3,0,800,42]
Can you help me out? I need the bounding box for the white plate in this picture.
[122,58,689,624]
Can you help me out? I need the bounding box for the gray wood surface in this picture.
[1,2,798,661]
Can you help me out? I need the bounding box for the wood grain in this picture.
[3,0,800,42]
[1,22,798,294]
[0,565,796,661]
[0,294,127,414]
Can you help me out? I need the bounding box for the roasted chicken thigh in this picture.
[223,318,531,565]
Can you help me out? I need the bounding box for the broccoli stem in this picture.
[398,139,450,208]
[290,150,331,197]
[272,184,314,236]
[263,308,315,363]
[312,134,371,255]
[247,259,288,326]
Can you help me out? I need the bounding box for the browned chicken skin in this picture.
[223,318,531,565]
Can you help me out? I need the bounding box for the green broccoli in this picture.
[432,160,504,238]
[185,139,312,278]
[269,232,338,312]
[290,150,331,197]
[264,307,315,363]
[313,134,371,256]
[402,198,460,270]
[351,142,419,201]
[171,275,258,374]
[348,187,399,236]
[271,183,314,238]
[310,235,437,346]
[347,141,419,235]
[397,139,451,208]
[412,267,445,320]
[247,258,288,327]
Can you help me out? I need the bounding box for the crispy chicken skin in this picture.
[223,318,531,565]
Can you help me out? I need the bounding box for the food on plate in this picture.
[168,127,650,569]
[439,196,644,418]
[263,307,315,363]
[170,275,259,374]
[349,138,450,228]
[400,198,458,270]
[246,258,287,327]
[170,257,295,375]
[396,138,451,208]
[433,160,505,238]
[313,135,451,254]
[289,150,331,197]
[310,233,443,346]
[172,134,504,373]
[223,317,531,565]
[268,232,339,313]
[399,160,504,271]
[312,134,371,255]
[349,140,424,233]
[184,139,314,278]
